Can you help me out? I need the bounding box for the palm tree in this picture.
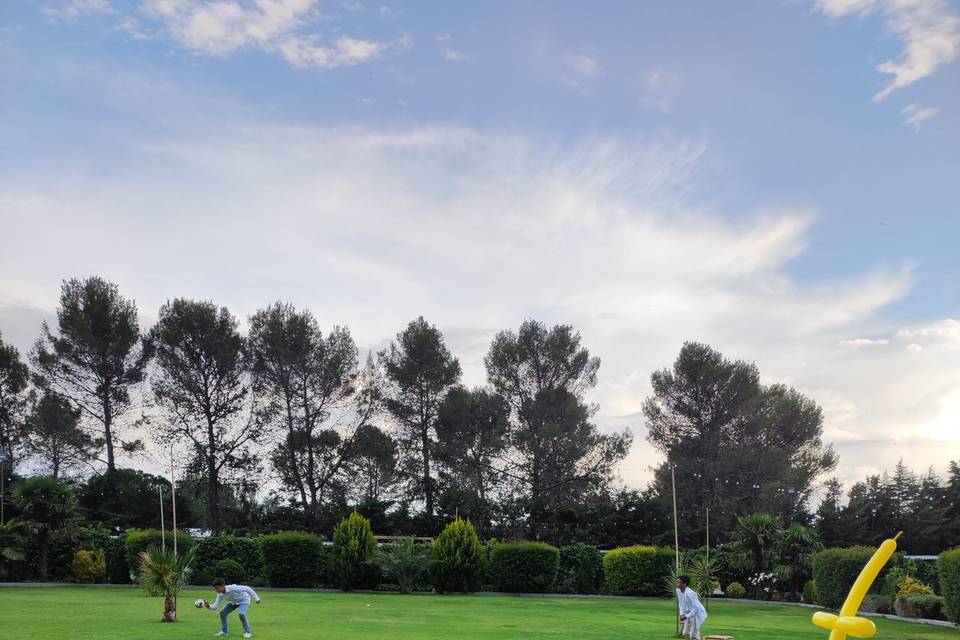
[0,519,27,578]
[375,537,431,594]
[774,522,822,599]
[138,546,196,622]
[12,475,77,580]
[731,513,783,575]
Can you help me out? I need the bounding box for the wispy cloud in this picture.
[44,0,114,20]
[436,34,469,62]
[815,0,960,101]
[64,0,414,69]
[900,103,940,129]
[563,52,601,76]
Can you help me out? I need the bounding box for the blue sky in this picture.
[1,0,959,487]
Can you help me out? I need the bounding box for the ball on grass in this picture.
[194,599,205,609]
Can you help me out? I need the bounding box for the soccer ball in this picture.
[194,599,205,609]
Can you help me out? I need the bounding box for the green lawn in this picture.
[0,587,957,640]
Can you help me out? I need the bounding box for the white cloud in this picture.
[44,0,114,20]
[340,0,365,13]
[441,48,468,61]
[839,337,891,346]
[130,0,407,68]
[377,6,396,18]
[900,103,940,129]
[563,53,600,76]
[815,0,960,101]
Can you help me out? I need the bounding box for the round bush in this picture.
[329,512,378,591]
[726,581,747,598]
[214,559,245,584]
[813,547,891,609]
[802,579,819,604]
[490,542,560,593]
[938,547,960,623]
[259,531,326,588]
[70,549,106,583]
[430,519,486,594]
[896,575,934,596]
[602,545,675,596]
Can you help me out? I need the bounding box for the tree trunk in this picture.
[39,532,49,581]
[422,424,433,517]
[162,595,177,622]
[104,392,115,472]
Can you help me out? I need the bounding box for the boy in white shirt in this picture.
[676,575,708,640]
[203,577,262,638]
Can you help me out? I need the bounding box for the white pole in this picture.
[171,447,178,557]
[672,464,680,637]
[160,487,166,553]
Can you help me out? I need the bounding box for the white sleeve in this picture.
[242,585,260,602]
[208,593,224,610]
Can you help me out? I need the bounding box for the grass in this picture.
[0,587,957,640]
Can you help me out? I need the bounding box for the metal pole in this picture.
[1,457,5,525]
[160,487,166,553]
[171,447,178,557]
[672,464,680,637]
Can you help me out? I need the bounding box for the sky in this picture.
[1,0,959,492]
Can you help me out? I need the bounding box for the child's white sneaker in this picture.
[243,634,253,638]
[213,633,228,637]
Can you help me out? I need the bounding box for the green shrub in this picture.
[329,513,378,591]
[123,529,194,571]
[69,549,106,583]
[894,594,946,620]
[726,581,747,598]
[104,535,129,584]
[430,518,486,594]
[861,594,892,614]
[375,538,432,593]
[193,535,263,586]
[813,547,891,609]
[938,547,960,623]
[214,559,245,584]
[557,543,603,594]
[802,579,819,604]
[259,531,326,588]
[602,545,675,596]
[490,542,560,593]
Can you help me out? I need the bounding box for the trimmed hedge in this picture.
[813,547,892,609]
[557,543,603,594]
[259,531,326,588]
[938,547,960,623]
[490,542,560,593]
[602,545,674,596]
[431,519,486,594]
[193,535,264,586]
[123,529,195,571]
[329,513,378,591]
[894,594,946,620]
[104,535,129,584]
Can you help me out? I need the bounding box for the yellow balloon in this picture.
[811,532,901,640]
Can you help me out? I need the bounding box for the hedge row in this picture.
[939,547,960,623]
[602,545,675,596]
[812,547,890,609]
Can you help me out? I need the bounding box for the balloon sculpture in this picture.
[812,532,902,640]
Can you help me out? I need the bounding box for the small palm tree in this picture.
[375,537,431,593]
[731,513,783,574]
[12,475,78,580]
[774,522,822,599]
[0,519,28,578]
[138,546,195,622]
